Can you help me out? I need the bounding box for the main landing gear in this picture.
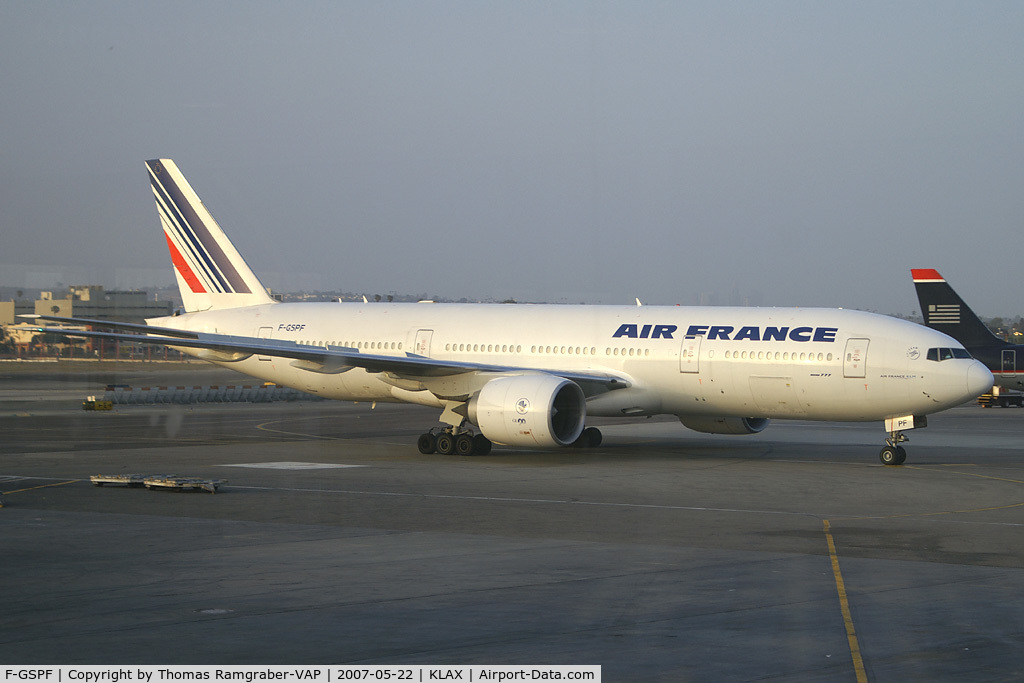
[416,426,604,456]
[417,428,492,456]
[879,430,908,466]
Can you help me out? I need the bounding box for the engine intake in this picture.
[678,416,770,435]
[469,375,586,448]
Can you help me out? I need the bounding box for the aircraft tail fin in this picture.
[911,269,1005,348]
[146,159,276,312]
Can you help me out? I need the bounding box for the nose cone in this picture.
[967,361,994,398]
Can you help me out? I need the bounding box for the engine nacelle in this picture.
[679,416,770,435]
[175,346,252,362]
[468,375,586,448]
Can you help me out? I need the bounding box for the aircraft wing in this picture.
[27,316,629,394]
[24,315,202,338]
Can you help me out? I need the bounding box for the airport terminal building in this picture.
[1,285,173,358]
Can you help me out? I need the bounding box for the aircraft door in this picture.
[257,326,273,361]
[843,338,869,378]
[1002,349,1016,376]
[679,336,702,373]
[414,329,433,357]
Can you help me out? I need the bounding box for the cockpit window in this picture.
[926,347,972,362]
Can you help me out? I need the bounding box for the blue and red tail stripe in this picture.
[163,232,207,294]
[147,160,251,295]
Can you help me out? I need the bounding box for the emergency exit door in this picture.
[843,338,869,378]
[1002,349,1016,377]
[257,326,273,361]
[414,329,433,357]
[679,336,702,373]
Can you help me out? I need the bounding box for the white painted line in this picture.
[220,461,365,470]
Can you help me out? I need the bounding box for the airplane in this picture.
[912,268,1018,392]
[31,159,993,466]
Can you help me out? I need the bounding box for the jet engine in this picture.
[468,374,586,448]
[678,416,770,435]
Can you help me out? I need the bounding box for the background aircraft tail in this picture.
[147,159,276,312]
[911,269,1005,348]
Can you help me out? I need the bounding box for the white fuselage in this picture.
[151,302,991,423]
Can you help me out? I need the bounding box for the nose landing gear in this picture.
[880,415,926,466]
[879,430,908,466]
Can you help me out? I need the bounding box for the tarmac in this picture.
[2,362,1023,680]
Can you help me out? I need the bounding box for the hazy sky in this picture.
[2,2,1022,315]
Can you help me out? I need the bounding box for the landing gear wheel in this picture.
[417,433,437,454]
[435,432,455,455]
[881,426,910,465]
[454,433,475,456]
[879,445,906,466]
[472,434,492,455]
